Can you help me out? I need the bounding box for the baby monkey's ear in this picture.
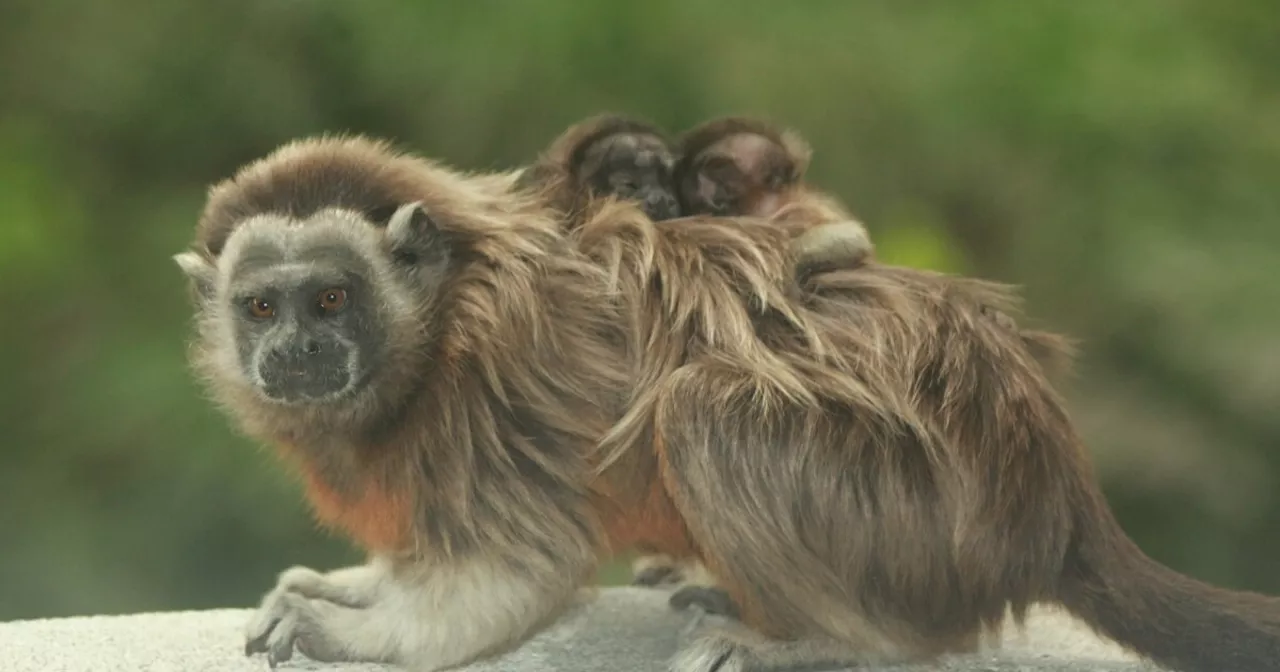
[173,250,217,302]
[385,201,449,267]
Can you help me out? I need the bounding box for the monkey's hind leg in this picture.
[652,362,970,672]
[669,585,741,621]
[631,552,743,619]
[665,560,742,619]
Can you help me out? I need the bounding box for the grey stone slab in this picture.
[0,587,1163,672]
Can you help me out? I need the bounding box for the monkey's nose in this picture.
[258,341,352,403]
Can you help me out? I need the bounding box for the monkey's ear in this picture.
[173,251,217,301]
[779,129,812,180]
[385,201,448,266]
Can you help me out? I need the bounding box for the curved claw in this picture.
[244,600,282,657]
[264,596,301,668]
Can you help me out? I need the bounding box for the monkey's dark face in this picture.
[177,205,438,421]
[226,244,382,404]
[576,133,679,221]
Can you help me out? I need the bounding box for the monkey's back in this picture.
[579,208,1088,650]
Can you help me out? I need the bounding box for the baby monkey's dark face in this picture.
[576,133,680,222]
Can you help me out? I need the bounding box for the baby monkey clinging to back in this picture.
[516,113,681,225]
[675,116,876,274]
[519,113,877,286]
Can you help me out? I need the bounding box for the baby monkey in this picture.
[516,114,681,225]
[675,116,875,275]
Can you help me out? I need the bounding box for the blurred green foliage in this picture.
[1,0,1278,620]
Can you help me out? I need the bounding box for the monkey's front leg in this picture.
[257,557,390,610]
[244,556,579,670]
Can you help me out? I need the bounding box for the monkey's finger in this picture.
[669,586,740,619]
[244,594,286,656]
[264,603,300,669]
[245,635,266,657]
[244,615,279,656]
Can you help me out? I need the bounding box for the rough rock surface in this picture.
[0,586,1165,672]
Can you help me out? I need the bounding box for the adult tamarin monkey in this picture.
[176,135,1280,672]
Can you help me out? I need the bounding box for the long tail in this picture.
[1058,503,1280,672]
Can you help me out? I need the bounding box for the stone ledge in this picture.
[0,587,1161,671]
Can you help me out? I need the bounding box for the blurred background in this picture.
[2,0,1278,620]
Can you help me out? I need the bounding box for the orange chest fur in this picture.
[283,449,414,554]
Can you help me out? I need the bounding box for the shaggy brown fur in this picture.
[575,204,1280,671]
[636,116,1075,601]
[178,135,1280,672]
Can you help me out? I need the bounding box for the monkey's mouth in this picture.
[257,366,356,405]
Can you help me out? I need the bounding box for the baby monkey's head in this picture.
[556,115,680,222]
[571,128,678,221]
[674,117,812,218]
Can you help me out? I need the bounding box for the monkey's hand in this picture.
[669,586,741,620]
[244,560,391,666]
[243,557,578,671]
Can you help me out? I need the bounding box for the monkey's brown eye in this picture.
[247,298,275,319]
[317,287,348,314]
